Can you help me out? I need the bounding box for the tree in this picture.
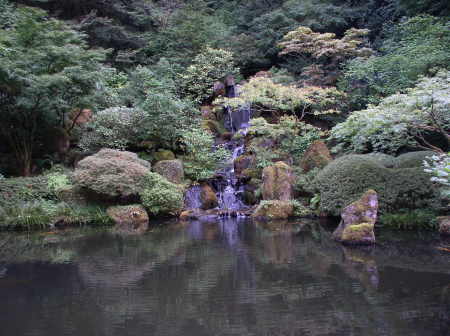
[278,26,372,86]
[0,6,107,175]
[331,71,450,154]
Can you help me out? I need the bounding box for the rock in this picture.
[200,184,218,210]
[333,190,378,245]
[300,140,332,173]
[241,168,260,180]
[262,161,294,201]
[234,154,255,176]
[154,149,175,162]
[213,81,226,97]
[438,216,450,236]
[153,159,184,184]
[225,75,235,87]
[201,119,225,135]
[107,205,149,234]
[73,149,151,200]
[252,200,294,220]
[201,105,215,120]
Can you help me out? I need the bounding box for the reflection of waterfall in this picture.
[216,84,251,213]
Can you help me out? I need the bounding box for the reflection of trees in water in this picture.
[1,221,450,336]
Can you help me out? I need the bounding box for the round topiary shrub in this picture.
[393,151,436,168]
[139,172,184,216]
[73,149,151,200]
[313,154,440,215]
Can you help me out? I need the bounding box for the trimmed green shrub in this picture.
[313,154,440,215]
[0,176,55,209]
[394,151,436,168]
[365,153,396,168]
[73,149,151,200]
[139,172,184,216]
[380,209,438,230]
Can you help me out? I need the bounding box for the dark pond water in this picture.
[0,218,449,336]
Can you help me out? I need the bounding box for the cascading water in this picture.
[215,83,252,215]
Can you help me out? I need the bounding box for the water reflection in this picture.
[0,220,449,336]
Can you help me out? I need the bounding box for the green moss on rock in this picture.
[252,200,294,220]
[300,140,332,173]
[154,149,175,162]
[262,161,294,201]
[107,204,149,234]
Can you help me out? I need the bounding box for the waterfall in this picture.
[216,83,252,214]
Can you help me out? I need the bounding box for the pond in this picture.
[0,218,449,336]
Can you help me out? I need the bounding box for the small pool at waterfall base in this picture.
[1,218,449,336]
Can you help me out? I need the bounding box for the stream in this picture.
[0,218,449,336]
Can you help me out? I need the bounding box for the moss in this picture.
[154,149,175,162]
[153,159,184,184]
[313,154,440,216]
[341,223,375,244]
[252,200,294,219]
[107,204,149,234]
[394,151,435,168]
[262,161,294,201]
[242,168,261,179]
[300,140,332,172]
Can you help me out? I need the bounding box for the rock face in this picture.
[107,205,149,234]
[73,149,151,200]
[300,140,332,173]
[262,162,294,201]
[438,216,450,236]
[200,184,218,210]
[252,200,294,220]
[333,190,378,245]
[234,154,255,176]
[153,159,184,184]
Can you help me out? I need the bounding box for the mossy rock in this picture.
[394,151,436,168]
[262,161,294,201]
[107,204,149,234]
[300,140,332,172]
[242,168,261,180]
[252,200,294,220]
[201,119,226,135]
[200,184,218,210]
[234,154,256,176]
[341,223,375,245]
[313,155,440,216]
[153,159,184,184]
[154,149,175,162]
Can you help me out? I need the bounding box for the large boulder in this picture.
[200,184,218,210]
[262,162,294,201]
[153,159,184,184]
[300,140,332,173]
[438,216,450,236]
[252,200,294,220]
[107,205,149,234]
[73,149,151,200]
[333,190,378,245]
[313,154,440,216]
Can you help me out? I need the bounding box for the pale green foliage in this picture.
[290,200,314,217]
[80,107,144,151]
[180,47,239,104]
[47,172,72,194]
[182,127,230,181]
[140,172,184,216]
[331,71,450,154]
[248,116,323,167]
[341,15,450,108]
[217,77,346,120]
[424,152,450,198]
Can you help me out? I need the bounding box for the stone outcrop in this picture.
[153,159,184,184]
[252,200,294,220]
[333,190,378,245]
[154,149,175,162]
[107,205,149,234]
[300,140,332,173]
[234,154,255,176]
[262,162,294,201]
[200,184,218,210]
[73,149,151,200]
[438,216,450,236]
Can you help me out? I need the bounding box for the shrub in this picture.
[182,126,230,181]
[0,176,55,209]
[139,172,184,216]
[331,71,450,154]
[394,151,436,168]
[73,149,151,199]
[380,209,438,230]
[47,172,72,194]
[424,152,450,198]
[313,154,440,215]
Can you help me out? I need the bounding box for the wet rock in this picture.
[200,184,218,210]
[201,105,215,120]
[153,159,184,184]
[154,149,175,162]
[252,200,294,220]
[438,216,450,236]
[262,162,294,201]
[234,154,255,176]
[333,190,378,245]
[300,140,332,173]
[107,205,149,234]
